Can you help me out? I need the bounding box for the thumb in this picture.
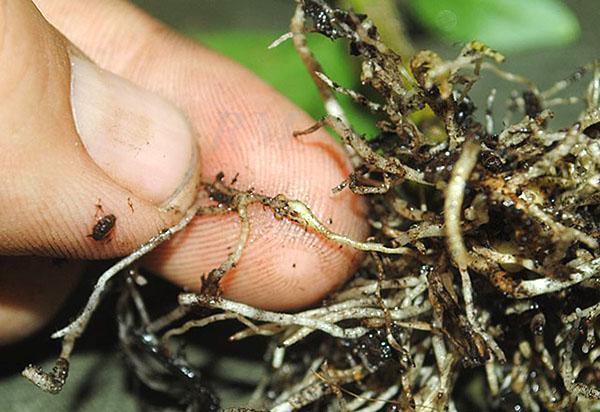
[0,0,200,258]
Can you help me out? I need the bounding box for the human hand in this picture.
[0,0,368,344]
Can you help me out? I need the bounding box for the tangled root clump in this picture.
[23,1,599,411]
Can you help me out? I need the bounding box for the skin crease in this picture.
[0,0,369,343]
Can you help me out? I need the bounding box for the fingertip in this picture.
[146,197,367,311]
[219,219,364,310]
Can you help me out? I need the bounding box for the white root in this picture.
[444,141,480,271]
[444,141,480,324]
[472,245,546,275]
[315,71,383,113]
[285,198,412,254]
[23,199,203,394]
[268,31,293,49]
[179,293,369,340]
[290,3,358,167]
[52,201,203,340]
[162,312,240,341]
[282,302,432,347]
[354,385,399,412]
[513,257,600,298]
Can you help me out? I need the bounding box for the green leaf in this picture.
[190,31,379,136]
[410,0,580,53]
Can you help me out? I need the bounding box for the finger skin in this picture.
[32,0,370,310]
[0,0,200,259]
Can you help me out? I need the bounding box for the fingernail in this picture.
[69,52,198,207]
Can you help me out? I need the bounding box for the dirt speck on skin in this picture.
[90,214,116,241]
